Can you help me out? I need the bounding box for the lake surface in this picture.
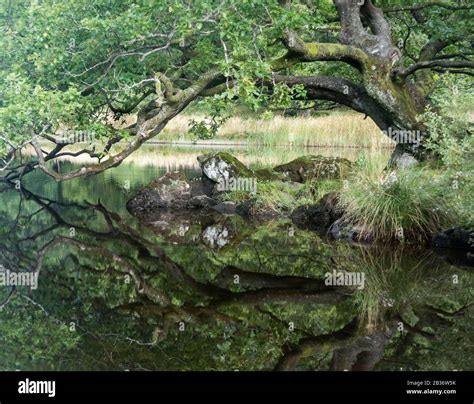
[0,145,472,371]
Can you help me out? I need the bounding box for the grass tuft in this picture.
[338,165,456,243]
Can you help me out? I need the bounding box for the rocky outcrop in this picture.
[289,191,375,241]
[202,223,233,249]
[197,152,296,195]
[187,195,217,209]
[274,155,354,183]
[126,171,195,215]
[388,144,419,169]
[127,154,356,227]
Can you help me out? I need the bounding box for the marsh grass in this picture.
[338,165,456,243]
[161,111,394,149]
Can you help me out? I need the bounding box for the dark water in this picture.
[0,146,472,371]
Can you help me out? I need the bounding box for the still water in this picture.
[0,145,472,371]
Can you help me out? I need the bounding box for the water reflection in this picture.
[0,148,471,371]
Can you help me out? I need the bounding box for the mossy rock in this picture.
[126,171,193,214]
[254,167,288,182]
[197,152,255,183]
[273,155,354,183]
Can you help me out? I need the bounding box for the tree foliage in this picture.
[0,0,472,174]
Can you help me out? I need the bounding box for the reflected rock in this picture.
[145,210,195,240]
[432,228,473,252]
[202,224,232,249]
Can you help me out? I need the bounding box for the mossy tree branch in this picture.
[280,29,373,72]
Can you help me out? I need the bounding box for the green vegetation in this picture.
[0,180,471,371]
[1,0,473,178]
[222,180,304,212]
[0,0,473,375]
[339,165,455,243]
[337,76,473,242]
[220,177,343,214]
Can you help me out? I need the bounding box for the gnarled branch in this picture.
[279,29,372,72]
[400,59,474,78]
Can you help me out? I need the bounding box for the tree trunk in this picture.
[272,0,466,168]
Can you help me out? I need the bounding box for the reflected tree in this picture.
[0,179,471,371]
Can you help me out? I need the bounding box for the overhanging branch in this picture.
[280,30,371,72]
[272,75,392,131]
[400,60,474,78]
[29,69,221,181]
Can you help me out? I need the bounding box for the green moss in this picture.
[274,155,354,182]
[220,177,344,215]
[254,168,287,181]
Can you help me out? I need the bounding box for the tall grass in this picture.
[338,164,456,243]
[161,111,394,149]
